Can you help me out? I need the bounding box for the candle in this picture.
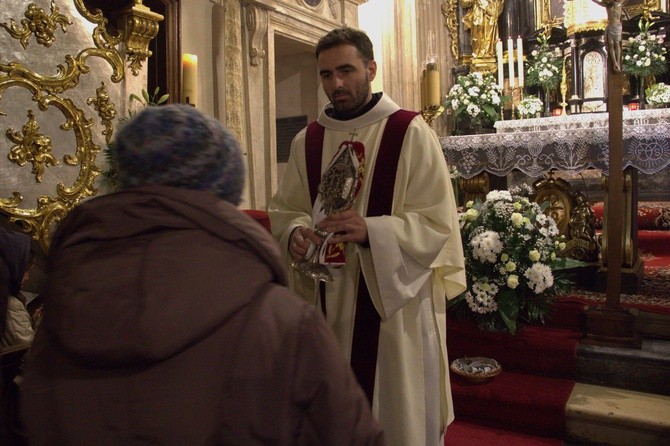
[496,39,504,89]
[425,62,441,107]
[182,53,198,107]
[507,37,515,89]
[516,36,524,87]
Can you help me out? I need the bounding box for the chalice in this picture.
[291,145,359,282]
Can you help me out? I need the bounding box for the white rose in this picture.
[507,275,519,289]
[529,249,541,262]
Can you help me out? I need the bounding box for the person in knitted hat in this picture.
[21,105,385,445]
[115,103,245,204]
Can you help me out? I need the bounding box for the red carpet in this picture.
[445,310,580,443]
[445,420,563,446]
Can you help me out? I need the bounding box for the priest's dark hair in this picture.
[114,104,245,205]
[316,27,374,63]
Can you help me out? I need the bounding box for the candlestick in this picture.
[425,62,441,107]
[496,39,504,89]
[182,53,198,107]
[420,68,427,109]
[507,37,515,89]
[516,36,524,87]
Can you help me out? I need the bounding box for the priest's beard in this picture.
[328,75,371,118]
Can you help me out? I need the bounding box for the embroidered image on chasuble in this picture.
[269,95,466,446]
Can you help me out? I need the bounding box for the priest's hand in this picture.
[289,226,324,261]
[318,210,368,245]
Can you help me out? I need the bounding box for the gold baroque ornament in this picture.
[86,82,117,146]
[6,110,61,183]
[0,1,125,95]
[0,76,101,252]
[441,0,460,65]
[119,1,164,76]
[0,0,124,251]
[0,0,71,49]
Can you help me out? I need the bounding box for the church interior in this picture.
[1,0,670,444]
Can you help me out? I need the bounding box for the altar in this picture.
[440,109,670,180]
[440,108,670,293]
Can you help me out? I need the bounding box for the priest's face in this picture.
[318,44,377,116]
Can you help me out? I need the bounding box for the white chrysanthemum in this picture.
[466,103,481,117]
[524,262,554,294]
[486,190,512,202]
[471,230,503,263]
[465,281,500,314]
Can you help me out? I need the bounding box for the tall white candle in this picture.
[425,62,441,107]
[507,37,515,89]
[516,36,524,87]
[182,53,198,107]
[496,39,504,89]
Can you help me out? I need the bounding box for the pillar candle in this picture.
[425,62,441,107]
[496,39,504,89]
[182,53,198,107]
[507,37,515,89]
[516,36,524,87]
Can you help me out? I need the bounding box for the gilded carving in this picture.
[119,2,164,76]
[0,0,163,250]
[6,110,60,183]
[441,0,460,64]
[87,82,117,146]
[1,1,126,95]
[0,1,70,49]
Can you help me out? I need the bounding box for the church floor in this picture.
[565,381,670,445]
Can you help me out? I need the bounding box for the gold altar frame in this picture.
[0,0,161,252]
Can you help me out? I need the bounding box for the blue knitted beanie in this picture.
[114,104,245,205]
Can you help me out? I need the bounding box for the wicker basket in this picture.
[450,357,502,383]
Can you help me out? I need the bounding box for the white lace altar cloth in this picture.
[440,109,670,179]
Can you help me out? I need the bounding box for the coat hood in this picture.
[43,185,286,367]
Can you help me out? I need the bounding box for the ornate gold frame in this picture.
[0,0,161,252]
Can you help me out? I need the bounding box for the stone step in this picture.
[565,382,670,446]
[576,338,670,396]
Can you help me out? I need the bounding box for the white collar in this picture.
[317,94,401,131]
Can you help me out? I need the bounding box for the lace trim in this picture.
[441,109,670,179]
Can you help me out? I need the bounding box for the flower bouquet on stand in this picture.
[444,71,502,135]
[622,15,668,109]
[449,185,578,334]
[517,96,543,118]
[525,32,563,117]
[645,82,670,108]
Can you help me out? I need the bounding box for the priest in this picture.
[269,27,466,446]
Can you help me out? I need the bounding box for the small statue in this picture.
[569,192,596,241]
[461,0,506,61]
[591,0,626,73]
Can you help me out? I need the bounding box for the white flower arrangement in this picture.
[645,82,670,106]
[450,185,576,334]
[623,18,667,78]
[443,71,502,131]
[517,96,543,118]
[525,33,563,92]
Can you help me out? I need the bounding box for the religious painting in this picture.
[534,0,564,30]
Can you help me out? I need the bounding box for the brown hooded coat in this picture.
[21,185,385,445]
